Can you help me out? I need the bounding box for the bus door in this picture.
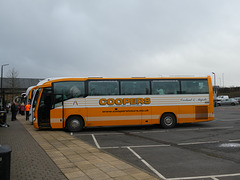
[29,89,36,124]
[30,89,40,124]
[50,94,64,129]
[37,88,52,129]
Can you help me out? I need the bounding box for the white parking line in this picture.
[100,146,121,149]
[99,138,240,149]
[100,144,170,149]
[127,147,167,180]
[218,119,240,121]
[229,139,240,142]
[176,126,233,132]
[198,126,233,130]
[142,130,169,133]
[91,134,101,149]
[167,173,240,180]
[75,126,234,136]
[100,140,219,149]
[178,141,219,146]
[134,126,233,134]
[78,132,124,136]
[122,144,170,148]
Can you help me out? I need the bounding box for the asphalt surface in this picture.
[73,106,240,180]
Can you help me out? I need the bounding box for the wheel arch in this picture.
[65,115,85,129]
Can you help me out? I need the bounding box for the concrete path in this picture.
[0,114,67,180]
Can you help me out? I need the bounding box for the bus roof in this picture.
[25,86,36,96]
[35,76,210,87]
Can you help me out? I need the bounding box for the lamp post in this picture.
[212,72,216,88]
[212,72,217,107]
[1,64,9,110]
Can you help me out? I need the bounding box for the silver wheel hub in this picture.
[164,116,173,126]
[70,119,80,129]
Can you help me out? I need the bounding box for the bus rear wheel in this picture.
[67,116,84,132]
[160,113,176,129]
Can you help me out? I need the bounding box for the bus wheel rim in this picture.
[164,116,173,126]
[70,119,80,129]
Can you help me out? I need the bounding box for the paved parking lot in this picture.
[73,106,240,180]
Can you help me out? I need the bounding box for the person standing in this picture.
[6,103,10,113]
[25,103,31,121]
[20,103,25,115]
[11,102,17,121]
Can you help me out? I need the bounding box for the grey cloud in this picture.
[0,0,240,86]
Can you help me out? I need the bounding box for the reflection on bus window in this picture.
[88,81,119,96]
[53,81,85,100]
[54,95,63,108]
[33,89,41,109]
[121,81,150,95]
[152,80,180,95]
[181,80,209,94]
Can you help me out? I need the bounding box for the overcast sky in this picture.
[1,0,240,87]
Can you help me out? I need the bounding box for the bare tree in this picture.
[6,68,19,101]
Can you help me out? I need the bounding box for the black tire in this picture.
[160,113,176,129]
[231,103,236,106]
[67,116,84,132]
[217,103,221,106]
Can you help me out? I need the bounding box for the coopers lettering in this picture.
[99,98,151,106]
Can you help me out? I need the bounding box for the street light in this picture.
[212,72,217,107]
[212,72,216,87]
[1,64,9,110]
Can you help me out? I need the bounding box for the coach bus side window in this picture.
[181,80,209,94]
[88,81,119,96]
[121,81,150,95]
[53,81,85,100]
[151,80,180,95]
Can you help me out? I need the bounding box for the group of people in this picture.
[11,102,31,121]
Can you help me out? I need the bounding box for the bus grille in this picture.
[195,106,208,120]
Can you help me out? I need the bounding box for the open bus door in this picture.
[30,89,40,124]
[49,93,65,129]
[37,88,52,129]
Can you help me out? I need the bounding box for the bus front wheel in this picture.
[67,116,84,132]
[160,113,176,129]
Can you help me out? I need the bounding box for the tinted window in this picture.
[38,88,52,121]
[152,80,180,95]
[32,89,41,108]
[121,81,150,95]
[53,81,85,100]
[88,81,119,96]
[181,80,209,94]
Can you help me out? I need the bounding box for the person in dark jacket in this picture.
[11,102,17,121]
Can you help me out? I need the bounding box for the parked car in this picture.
[234,97,240,103]
[217,98,239,106]
[216,95,229,101]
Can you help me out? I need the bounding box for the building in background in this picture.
[0,78,43,104]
